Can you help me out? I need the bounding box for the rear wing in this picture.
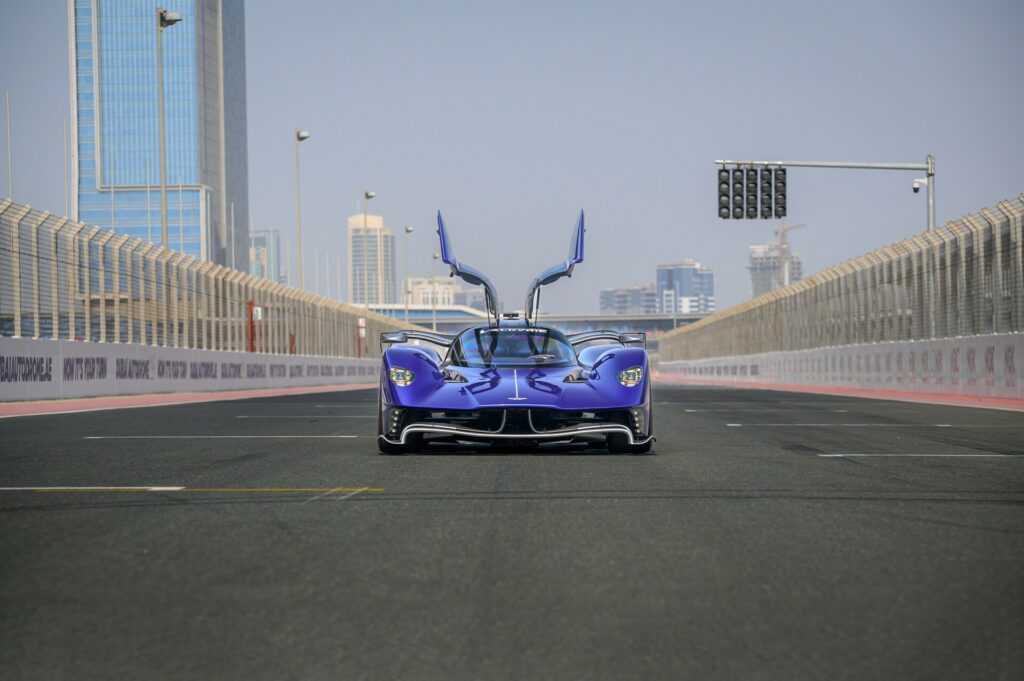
[437,212,500,325]
[524,211,585,324]
[380,330,455,350]
[567,330,646,348]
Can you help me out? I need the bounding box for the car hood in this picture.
[386,364,645,411]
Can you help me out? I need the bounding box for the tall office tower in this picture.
[747,243,804,298]
[656,261,716,314]
[599,284,658,315]
[249,229,282,282]
[69,0,250,266]
[347,214,396,304]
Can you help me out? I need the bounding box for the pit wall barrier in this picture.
[0,336,379,402]
[658,333,1023,401]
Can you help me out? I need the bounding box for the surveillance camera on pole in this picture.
[912,178,928,194]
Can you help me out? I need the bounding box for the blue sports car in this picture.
[377,212,653,454]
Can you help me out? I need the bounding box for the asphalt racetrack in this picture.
[2,385,1022,680]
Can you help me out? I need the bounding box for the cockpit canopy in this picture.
[447,326,577,369]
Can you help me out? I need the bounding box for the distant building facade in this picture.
[599,285,658,315]
[69,0,250,266]
[748,243,803,298]
[249,229,283,282]
[406,276,459,306]
[348,214,396,304]
[403,276,488,313]
[656,261,715,314]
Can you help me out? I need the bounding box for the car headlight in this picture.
[389,367,415,386]
[617,366,643,387]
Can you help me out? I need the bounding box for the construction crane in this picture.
[774,220,806,287]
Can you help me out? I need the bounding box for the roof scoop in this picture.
[524,211,585,324]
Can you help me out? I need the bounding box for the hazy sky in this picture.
[1,0,1022,313]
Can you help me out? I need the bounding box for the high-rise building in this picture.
[599,285,658,315]
[69,0,250,266]
[656,261,715,314]
[347,214,396,304]
[747,243,803,298]
[249,229,282,283]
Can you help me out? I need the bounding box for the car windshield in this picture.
[448,327,578,368]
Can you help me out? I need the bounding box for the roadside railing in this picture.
[0,199,412,358]
[660,195,1024,361]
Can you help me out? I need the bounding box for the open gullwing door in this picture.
[524,211,585,324]
[437,211,501,325]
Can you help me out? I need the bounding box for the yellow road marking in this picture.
[25,487,384,494]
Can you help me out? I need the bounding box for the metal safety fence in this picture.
[661,195,1024,361]
[0,199,412,358]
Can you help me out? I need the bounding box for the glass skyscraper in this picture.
[656,260,716,314]
[69,0,249,266]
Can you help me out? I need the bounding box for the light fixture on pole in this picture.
[361,189,376,304]
[294,128,310,288]
[403,225,414,324]
[156,7,182,249]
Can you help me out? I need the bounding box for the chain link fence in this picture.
[661,195,1024,361]
[0,199,412,358]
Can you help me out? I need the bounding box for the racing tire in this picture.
[607,433,653,454]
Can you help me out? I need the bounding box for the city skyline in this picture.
[2,1,1022,312]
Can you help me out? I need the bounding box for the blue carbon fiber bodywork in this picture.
[381,345,649,412]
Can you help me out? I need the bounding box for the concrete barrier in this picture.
[0,337,379,401]
[658,333,1023,401]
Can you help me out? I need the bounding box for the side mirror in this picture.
[618,332,646,347]
[380,331,408,348]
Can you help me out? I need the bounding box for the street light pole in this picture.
[156,8,181,249]
[294,129,310,288]
[431,252,439,332]
[361,189,376,304]
[403,225,414,324]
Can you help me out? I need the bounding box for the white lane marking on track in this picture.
[721,423,1017,428]
[82,435,359,439]
[684,409,803,413]
[0,389,378,419]
[302,486,369,504]
[235,415,373,419]
[314,404,375,408]
[818,454,1020,458]
[726,423,742,427]
[0,486,186,491]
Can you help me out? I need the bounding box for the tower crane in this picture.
[774,220,806,287]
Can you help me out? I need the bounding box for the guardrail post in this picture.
[7,204,30,338]
[110,234,128,342]
[65,222,85,340]
[29,211,48,338]
[996,197,1023,332]
[50,217,69,340]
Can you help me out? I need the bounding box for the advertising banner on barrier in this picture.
[658,333,1024,401]
[0,337,380,402]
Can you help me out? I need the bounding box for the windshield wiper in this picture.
[529,354,557,361]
